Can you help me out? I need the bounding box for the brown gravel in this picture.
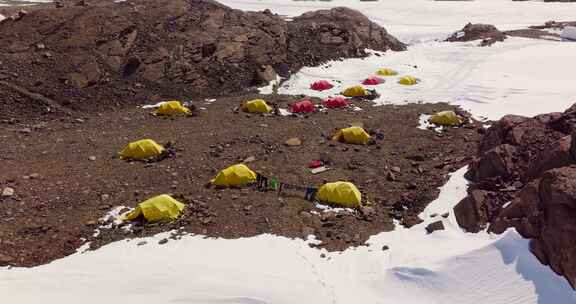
[0,94,481,267]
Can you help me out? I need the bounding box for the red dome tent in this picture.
[323,96,349,108]
[291,100,316,113]
[310,80,334,91]
[362,76,383,85]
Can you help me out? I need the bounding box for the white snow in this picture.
[2,167,575,303]
[227,0,576,120]
[271,38,576,120]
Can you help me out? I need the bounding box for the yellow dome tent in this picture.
[242,99,272,114]
[153,100,190,116]
[342,85,367,97]
[211,164,257,187]
[119,139,165,160]
[429,110,462,126]
[123,194,185,222]
[332,126,371,145]
[398,76,419,86]
[316,181,361,208]
[376,68,398,76]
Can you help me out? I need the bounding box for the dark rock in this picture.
[525,135,574,181]
[287,7,405,69]
[467,144,516,181]
[454,190,494,233]
[158,238,168,245]
[446,23,507,46]
[425,220,445,234]
[401,215,423,228]
[382,245,389,251]
[0,253,14,266]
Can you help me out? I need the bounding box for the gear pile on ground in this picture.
[0,0,405,120]
[454,103,576,288]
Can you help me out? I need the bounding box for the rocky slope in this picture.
[454,103,576,288]
[0,0,404,119]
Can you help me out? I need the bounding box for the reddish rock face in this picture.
[456,102,576,289]
[521,168,576,288]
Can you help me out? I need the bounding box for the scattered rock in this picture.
[391,166,401,173]
[137,241,147,246]
[360,206,376,217]
[302,226,315,237]
[19,128,32,134]
[0,253,14,265]
[401,215,423,228]
[441,212,449,218]
[382,245,389,251]
[284,137,302,146]
[1,187,15,197]
[243,156,256,163]
[88,156,97,161]
[425,220,445,234]
[158,238,168,245]
[386,171,396,181]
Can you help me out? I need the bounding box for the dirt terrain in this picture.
[0,94,481,267]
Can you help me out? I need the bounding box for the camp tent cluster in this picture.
[209,164,362,208]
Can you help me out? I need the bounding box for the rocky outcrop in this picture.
[0,0,404,117]
[455,103,576,288]
[446,23,507,46]
[287,7,405,69]
[492,167,576,288]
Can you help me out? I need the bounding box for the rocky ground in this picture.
[454,103,576,288]
[0,93,481,267]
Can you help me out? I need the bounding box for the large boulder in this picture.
[454,189,495,233]
[287,7,405,69]
[524,135,575,180]
[446,23,507,46]
[466,144,517,181]
[457,103,576,289]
